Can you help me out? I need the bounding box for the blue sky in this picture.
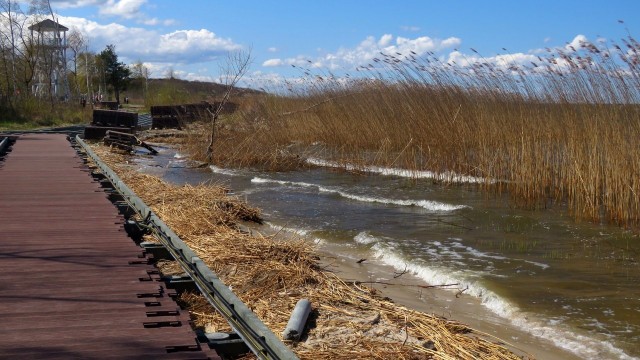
[45,0,640,88]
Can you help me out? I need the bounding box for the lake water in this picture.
[136,145,640,360]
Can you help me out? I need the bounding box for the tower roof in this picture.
[28,19,69,32]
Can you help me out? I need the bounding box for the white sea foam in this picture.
[209,165,238,176]
[354,231,378,245]
[251,177,311,187]
[433,243,465,260]
[174,152,185,159]
[448,239,551,270]
[251,177,467,211]
[306,157,492,184]
[264,222,325,245]
[361,236,635,360]
[450,241,509,260]
[522,260,550,270]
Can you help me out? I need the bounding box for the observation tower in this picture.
[28,19,70,100]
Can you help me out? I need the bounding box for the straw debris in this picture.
[90,143,529,360]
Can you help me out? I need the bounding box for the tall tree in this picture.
[66,28,85,96]
[77,49,96,98]
[99,44,130,103]
[130,60,149,101]
[0,0,21,98]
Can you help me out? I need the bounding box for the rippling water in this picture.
[139,146,640,359]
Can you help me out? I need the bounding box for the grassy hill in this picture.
[126,78,261,108]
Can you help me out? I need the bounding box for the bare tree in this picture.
[28,0,54,18]
[0,0,74,105]
[18,27,39,95]
[130,60,150,100]
[0,0,21,97]
[205,48,252,162]
[67,28,85,96]
[81,46,94,99]
[74,47,96,99]
[165,66,176,79]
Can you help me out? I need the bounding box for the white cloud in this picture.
[267,47,277,53]
[263,58,283,67]
[244,70,308,91]
[441,37,461,48]
[139,62,167,78]
[98,0,146,19]
[447,50,538,70]
[566,34,588,51]
[263,55,315,68]
[59,16,241,64]
[51,0,107,9]
[184,73,215,82]
[142,17,160,26]
[171,69,214,82]
[53,0,176,27]
[156,29,241,59]
[378,34,393,47]
[263,34,461,71]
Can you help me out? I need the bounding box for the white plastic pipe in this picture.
[282,299,312,341]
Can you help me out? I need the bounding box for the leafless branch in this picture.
[206,48,252,162]
[393,265,409,278]
[455,286,469,298]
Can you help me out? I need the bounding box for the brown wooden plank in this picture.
[0,134,220,359]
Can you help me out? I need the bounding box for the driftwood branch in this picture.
[353,280,459,290]
[402,315,409,346]
[393,265,409,279]
[437,218,473,231]
[455,286,469,298]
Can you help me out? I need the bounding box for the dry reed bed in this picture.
[90,143,526,360]
[182,35,640,230]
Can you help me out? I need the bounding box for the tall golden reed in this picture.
[188,35,640,229]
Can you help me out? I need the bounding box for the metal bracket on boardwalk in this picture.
[75,135,299,360]
[0,136,12,156]
[103,130,158,154]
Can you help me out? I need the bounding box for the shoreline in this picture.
[103,142,524,359]
[251,222,581,360]
[314,243,581,360]
[131,139,582,359]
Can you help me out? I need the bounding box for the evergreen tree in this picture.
[99,44,130,103]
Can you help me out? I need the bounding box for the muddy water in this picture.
[136,145,640,359]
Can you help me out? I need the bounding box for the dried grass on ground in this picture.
[91,143,529,360]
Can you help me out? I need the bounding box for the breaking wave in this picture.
[251,177,467,211]
[354,231,636,360]
[306,157,491,184]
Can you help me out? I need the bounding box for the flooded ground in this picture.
[135,144,640,359]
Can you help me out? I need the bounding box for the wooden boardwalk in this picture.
[0,134,219,359]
